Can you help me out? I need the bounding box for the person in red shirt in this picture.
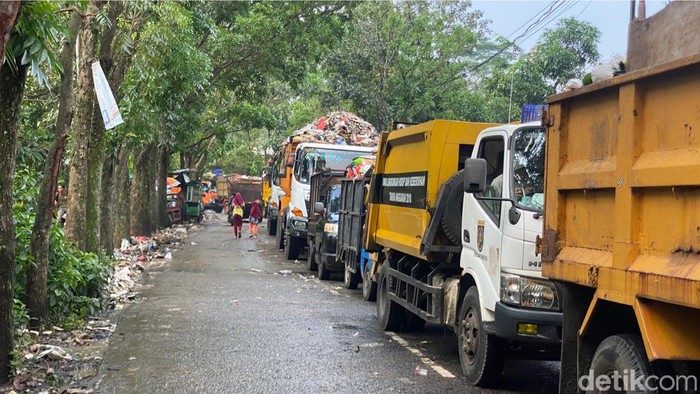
[248,199,262,239]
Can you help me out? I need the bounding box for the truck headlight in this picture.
[292,220,307,231]
[500,274,559,310]
[324,223,338,234]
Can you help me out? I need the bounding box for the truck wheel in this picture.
[440,170,465,245]
[307,244,318,271]
[284,235,300,260]
[343,261,360,289]
[590,335,656,394]
[317,250,331,280]
[377,261,404,331]
[457,286,505,387]
[275,217,284,250]
[404,312,426,332]
[362,267,377,301]
[267,217,277,236]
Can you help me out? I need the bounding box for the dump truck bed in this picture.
[365,120,497,260]
[542,55,700,359]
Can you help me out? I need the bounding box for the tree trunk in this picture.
[87,0,124,253]
[0,62,28,384]
[130,144,155,236]
[0,1,21,71]
[86,103,104,253]
[27,11,81,326]
[100,153,115,252]
[157,144,169,229]
[65,6,99,250]
[112,146,130,247]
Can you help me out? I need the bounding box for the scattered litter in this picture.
[250,268,263,273]
[35,345,73,361]
[128,357,136,361]
[329,289,340,296]
[294,259,299,264]
[415,366,428,376]
[191,242,198,246]
[164,252,172,259]
[353,332,359,337]
[279,270,292,276]
[353,346,360,353]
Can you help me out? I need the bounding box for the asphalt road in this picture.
[96,215,560,393]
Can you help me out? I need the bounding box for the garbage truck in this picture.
[364,119,562,387]
[282,142,374,260]
[539,2,700,392]
[273,111,379,260]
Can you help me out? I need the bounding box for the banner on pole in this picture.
[92,61,124,130]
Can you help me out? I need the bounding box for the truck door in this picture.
[462,131,516,315]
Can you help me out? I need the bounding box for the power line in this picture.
[467,0,565,73]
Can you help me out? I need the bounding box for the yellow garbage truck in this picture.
[365,119,563,387]
[540,2,700,392]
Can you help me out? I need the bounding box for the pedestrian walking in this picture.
[248,200,262,238]
[54,184,68,226]
[232,192,245,238]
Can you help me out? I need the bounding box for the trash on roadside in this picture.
[353,346,360,353]
[191,242,198,246]
[279,270,292,276]
[415,366,428,376]
[164,252,172,259]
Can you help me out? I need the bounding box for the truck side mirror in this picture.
[314,202,325,215]
[464,158,487,193]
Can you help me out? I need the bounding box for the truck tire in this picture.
[284,234,301,260]
[307,244,318,271]
[377,261,405,331]
[275,216,284,250]
[440,170,466,245]
[590,335,656,394]
[457,286,505,387]
[362,266,377,301]
[343,261,360,289]
[317,249,331,280]
[267,217,277,236]
[404,312,426,332]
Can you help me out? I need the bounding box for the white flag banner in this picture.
[91,61,124,130]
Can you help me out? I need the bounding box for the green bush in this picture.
[13,168,111,321]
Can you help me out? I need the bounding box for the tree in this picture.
[1,0,65,379]
[530,17,600,92]
[27,10,81,326]
[323,1,490,129]
[65,0,101,250]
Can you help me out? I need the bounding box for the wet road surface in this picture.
[96,217,559,393]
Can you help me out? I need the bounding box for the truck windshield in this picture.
[327,186,341,223]
[297,148,362,184]
[512,127,545,211]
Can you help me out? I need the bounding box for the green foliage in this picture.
[5,1,68,88]
[323,0,491,129]
[12,168,110,322]
[13,299,30,331]
[530,18,601,91]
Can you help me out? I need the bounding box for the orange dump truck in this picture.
[542,2,700,391]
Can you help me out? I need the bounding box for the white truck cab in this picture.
[282,143,374,259]
[463,122,559,343]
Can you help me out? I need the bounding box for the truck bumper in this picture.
[493,302,562,345]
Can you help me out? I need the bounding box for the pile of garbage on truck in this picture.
[288,110,379,147]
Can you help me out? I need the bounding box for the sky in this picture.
[471,0,668,61]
